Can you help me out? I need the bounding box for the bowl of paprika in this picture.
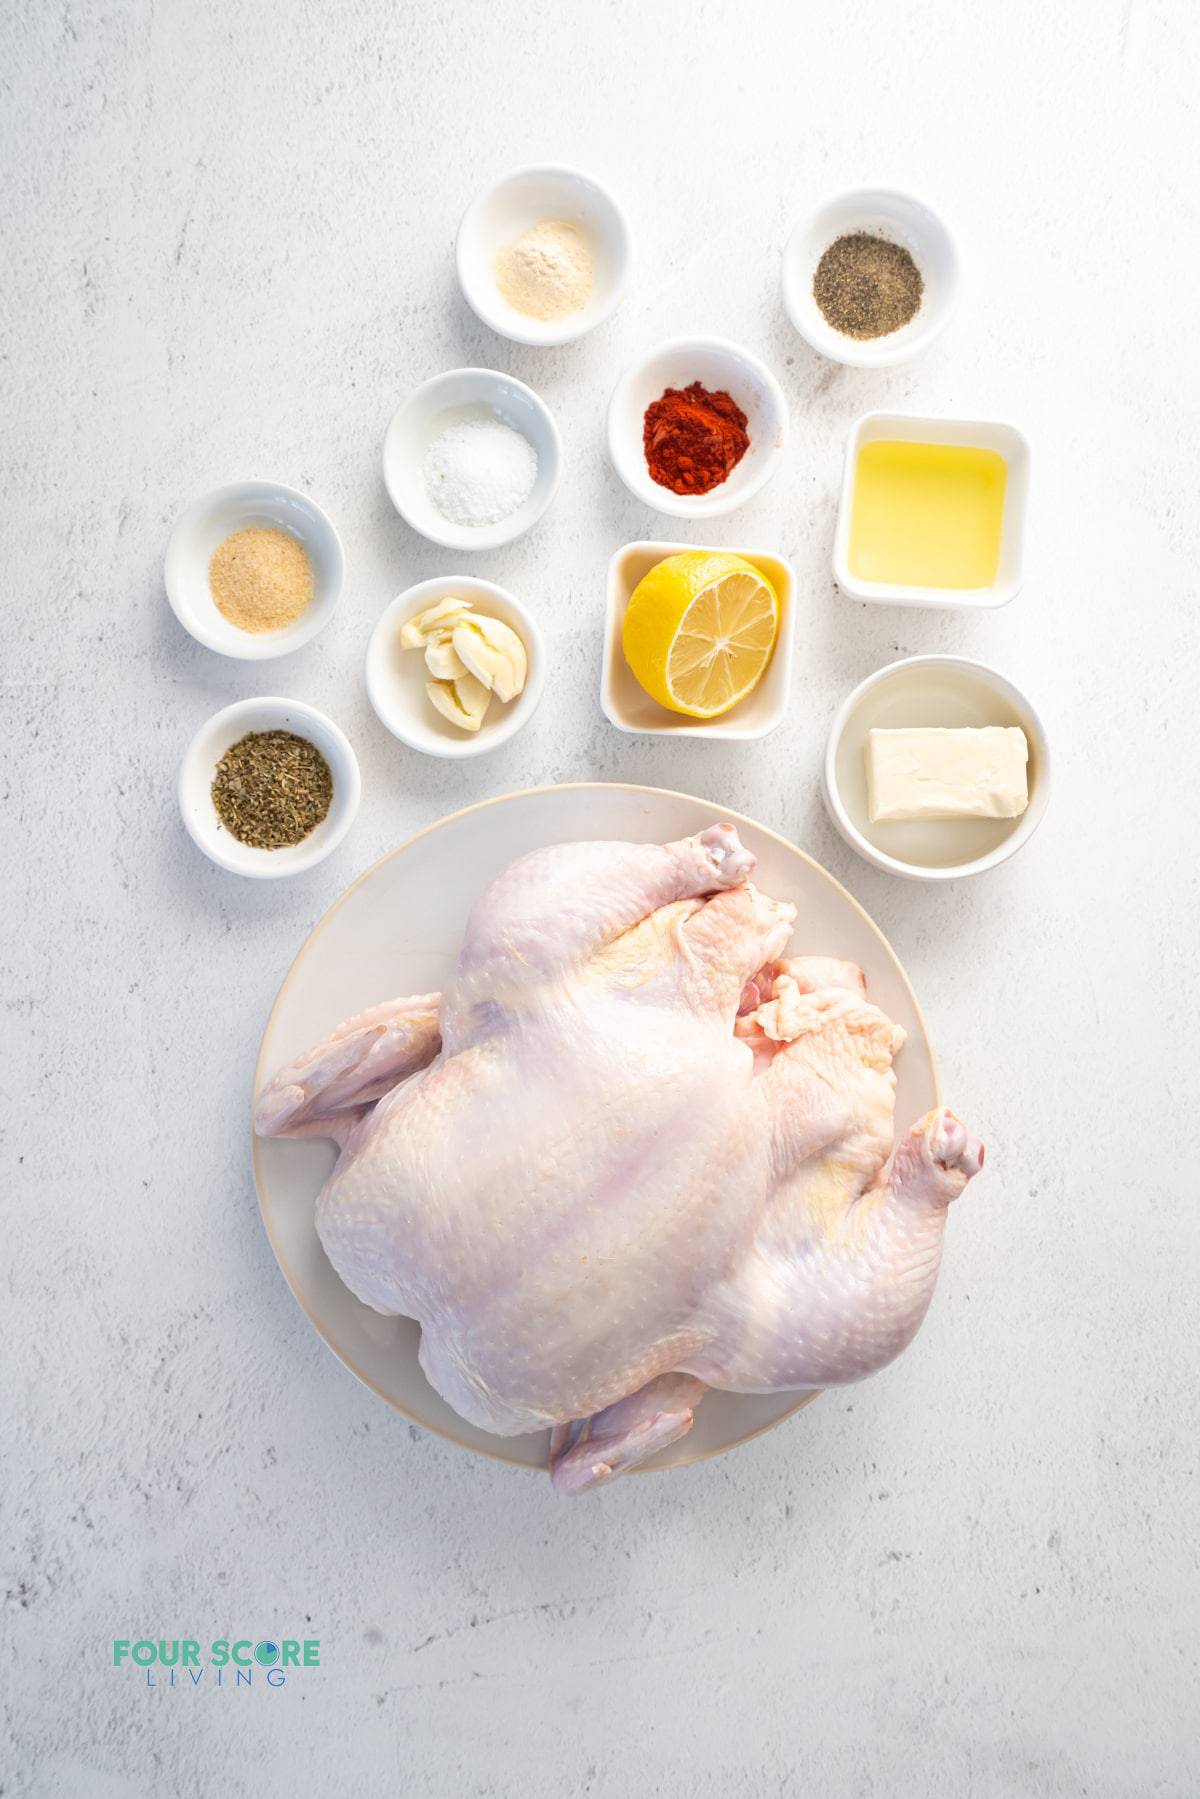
[607,337,789,519]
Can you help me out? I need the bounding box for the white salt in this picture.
[422,411,538,528]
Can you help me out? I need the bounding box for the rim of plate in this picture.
[251,781,941,1474]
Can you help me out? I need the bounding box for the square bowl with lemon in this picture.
[601,542,795,740]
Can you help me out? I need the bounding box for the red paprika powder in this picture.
[642,382,750,495]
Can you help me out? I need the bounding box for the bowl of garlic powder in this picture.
[164,480,344,661]
[456,164,632,347]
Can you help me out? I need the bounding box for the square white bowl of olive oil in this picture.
[834,412,1031,609]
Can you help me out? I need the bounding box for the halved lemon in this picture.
[622,551,779,719]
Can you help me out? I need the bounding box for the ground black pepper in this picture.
[813,233,923,340]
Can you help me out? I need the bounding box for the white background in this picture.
[3,1,1198,1793]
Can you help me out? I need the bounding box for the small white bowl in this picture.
[164,481,344,660]
[366,576,546,759]
[783,187,960,368]
[383,369,561,551]
[834,411,1031,610]
[456,164,632,347]
[822,656,1051,881]
[179,697,361,878]
[607,337,788,519]
[601,541,796,741]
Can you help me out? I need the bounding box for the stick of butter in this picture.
[865,727,1030,823]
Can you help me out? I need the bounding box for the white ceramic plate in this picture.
[252,784,939,1476]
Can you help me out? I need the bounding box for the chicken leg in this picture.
[549,1375,707,1495]
[691,1108,983,1394]
[441,823,756,1046]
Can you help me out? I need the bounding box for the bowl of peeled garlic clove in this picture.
[365,576,546,759]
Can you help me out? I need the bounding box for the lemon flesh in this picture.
[622,551,779,719]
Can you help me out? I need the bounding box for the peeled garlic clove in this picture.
[452,615,527,704]
[400,596,474,648]
[453,671,492,727]
[424,634,468,680]
[426,673,491,733]
[419,596,474,633]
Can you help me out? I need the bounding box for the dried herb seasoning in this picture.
[211,731,333,849]
[813,232,923,340]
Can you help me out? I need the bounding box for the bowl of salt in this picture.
[382,368,562,551]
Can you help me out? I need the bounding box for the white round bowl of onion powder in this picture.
[456,165,632,347]
[383,368,561,551]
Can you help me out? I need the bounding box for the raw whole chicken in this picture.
[255,826,983,1493]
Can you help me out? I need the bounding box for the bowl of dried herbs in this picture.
[179,697,361,878]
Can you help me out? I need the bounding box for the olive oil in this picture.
[849,440,1007,589]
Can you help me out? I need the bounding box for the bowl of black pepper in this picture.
[782,187,959,367]
[179,697,361,878]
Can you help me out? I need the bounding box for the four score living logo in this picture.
[113,1637,320,1690]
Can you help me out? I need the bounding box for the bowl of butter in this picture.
[823,655,1051,880]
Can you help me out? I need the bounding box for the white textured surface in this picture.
[3,1,1198,1793]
